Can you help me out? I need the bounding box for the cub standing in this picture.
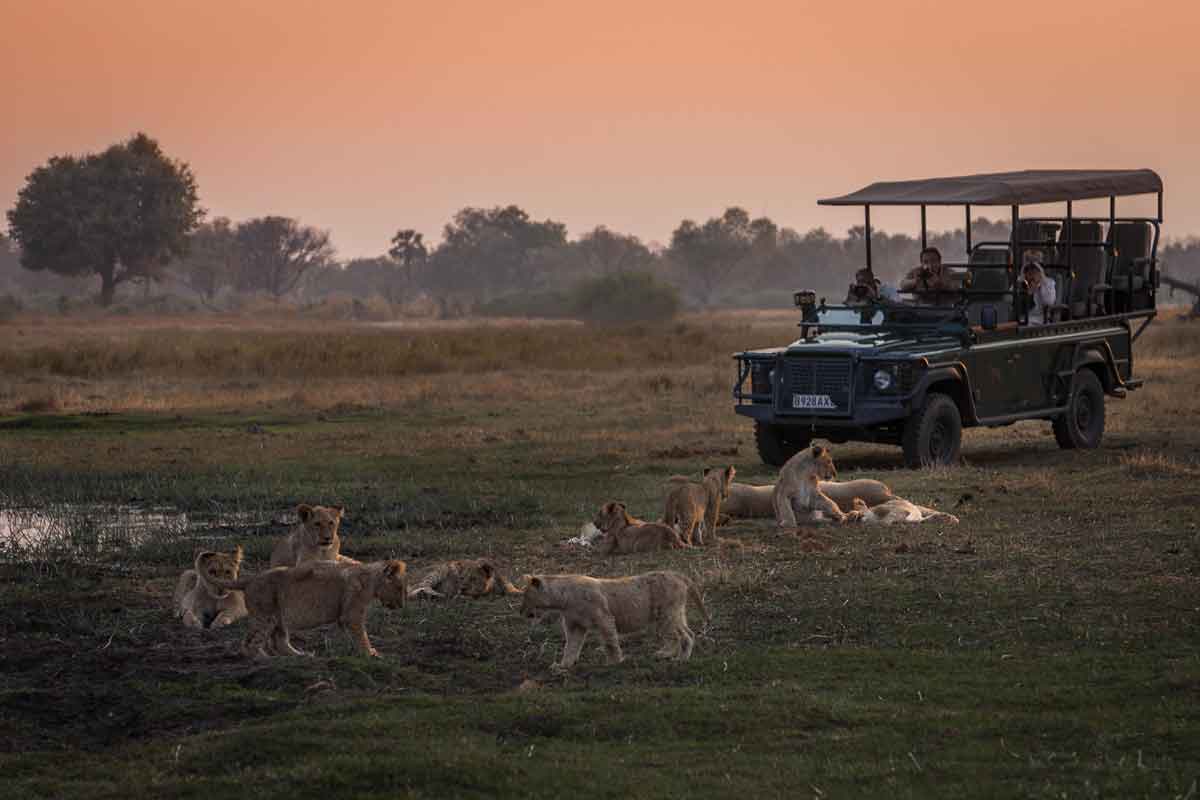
[519,571,709,670]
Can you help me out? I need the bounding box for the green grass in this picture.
[1,314,1198,798]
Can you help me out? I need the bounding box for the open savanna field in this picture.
[1,310,1198,799]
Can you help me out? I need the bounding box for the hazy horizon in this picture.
[3,0,1197,258]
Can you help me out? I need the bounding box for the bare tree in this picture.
[234,217,334,302]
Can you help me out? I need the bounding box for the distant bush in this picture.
[570,271,680,323]
[477,290,573,319]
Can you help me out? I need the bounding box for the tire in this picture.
[754,422,811,467]
[1052,369,1105,450]
[902,392,962,468]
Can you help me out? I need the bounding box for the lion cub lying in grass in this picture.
[846,497,960,525]
[663,466,735,546]
[208,558,408,658]
[173,547,248,629]
[270,504,354,567]
[408,559,522,599]
[593,502,687,555]
[520,571,708,670]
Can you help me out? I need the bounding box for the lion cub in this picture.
[270,504,350,567]
[663,466,735,546]
[593,502,687,555]
[208,558,408,658]
[408,559,522,600]
[519,571,709,670]
[773,444,845,527]
[173,547,248,629]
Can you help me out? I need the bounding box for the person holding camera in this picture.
[1019,256,1057,325]
[844,267,881,306]
[900,247,954,304]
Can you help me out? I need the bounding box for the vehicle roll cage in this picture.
[817,170,1164,311]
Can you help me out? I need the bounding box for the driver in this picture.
[900,247,955,305]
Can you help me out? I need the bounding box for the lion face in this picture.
[810,445,837,480]
[375,560,408,609]
[520,576,553,619]
[458,560,497,598]
[593,502,627,533]
[297,504,344,548]
[196,546,242,588]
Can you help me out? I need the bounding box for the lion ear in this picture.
[332,505,345,518]
[702,466,714,477]
[385,560,406,577]
[297,504,314,522]
[811,445,824,457]
[479,560,494,576]
[529,576,543,589]
[724,465,736,482]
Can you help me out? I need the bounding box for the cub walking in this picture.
[520,570,709,670]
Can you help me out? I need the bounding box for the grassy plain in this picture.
[1,311,1198,798]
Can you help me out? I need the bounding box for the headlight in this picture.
[873,369,894,391]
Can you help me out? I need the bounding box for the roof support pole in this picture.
[865,205,872,270]
[1010,204,1019,291]
[920,205,927,251]
[1157,191,1163,223]
[1109,196,1116,229]
[1067,200,1073,271]
[965,204,972,255]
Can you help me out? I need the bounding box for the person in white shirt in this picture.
[1021,260,1056,325]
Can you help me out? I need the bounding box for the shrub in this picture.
[570,271,680,323]
[477,290,573,319]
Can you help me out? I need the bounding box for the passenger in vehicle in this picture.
[844,268,881,306]
[1019,259,1057,325]
[900,247,955,304]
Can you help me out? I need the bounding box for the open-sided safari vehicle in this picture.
[733,169,1163,467]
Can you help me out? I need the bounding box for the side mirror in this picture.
[980,304,997,331]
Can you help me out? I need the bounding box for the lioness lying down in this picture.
[408,559,522,599]
[520,571,709,670]
[208,558,408,658]
[173,547,247,629]
[722,478,894,519]
[593,502,686,555]
[270,503,352,568]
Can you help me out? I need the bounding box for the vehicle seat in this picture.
[965,248,1012,325]
[1060,220,1106,318]
[1040,266,1072,323]
[1109,222,1153,312]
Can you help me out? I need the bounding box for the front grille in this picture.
[778,357,852,414]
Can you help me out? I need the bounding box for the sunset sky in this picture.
[2,0,1197,257]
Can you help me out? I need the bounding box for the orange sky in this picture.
[2,0,1197,257]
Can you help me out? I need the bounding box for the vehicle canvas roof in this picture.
[818,169,1162,207]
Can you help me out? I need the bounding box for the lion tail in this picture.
[687,580,711,624]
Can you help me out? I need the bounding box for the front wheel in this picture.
[754,422,812,467]
[902,392,962,468]
[1052,369,1105,449]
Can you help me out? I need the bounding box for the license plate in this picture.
[792,393,837,410]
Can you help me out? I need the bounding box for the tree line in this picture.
[4,133,1199,317]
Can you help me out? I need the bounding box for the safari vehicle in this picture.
[733,169,1163,467]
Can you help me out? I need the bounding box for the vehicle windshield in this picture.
[806,300,964,334]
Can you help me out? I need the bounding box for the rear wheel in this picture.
[754,422,812,467]
[1052,369,1105,449]
[902,392,962,468]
